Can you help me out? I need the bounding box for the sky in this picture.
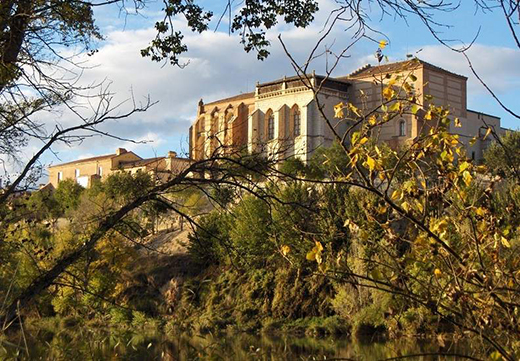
[13,0,520,180]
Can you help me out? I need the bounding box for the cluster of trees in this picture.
[188,114,520,361]
[0,0,519,360]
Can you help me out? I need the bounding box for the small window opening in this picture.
[267,113,275,140]
[293,109,301,137]
[399,119,406,137]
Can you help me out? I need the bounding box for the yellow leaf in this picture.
[348,103,361,117]
[476,207,486,217]
[281,245,291,256]
[379,40,388,49]
[334,102,345,118]
[459,161,471,172]
[415,199,424,213]
[463,170,472,187]
[377,205,388,214]
[359,137,369,145]
[390,101,402,112]
[489,351,505,361]
[433,219,449,233]
[351,131,360,145]
[424,110,432,121]
[391,189,402,200]
[501,237,511,248]
[483,127,492,140]
[306,250,316,261]
[306,242,324,264]
[383,86,395,100]
[315,241,324,252]
[434,268,442,277]
[316,252,323,265]
[476,165,487,173]
[401,201,410,212]
[368,115,377,125]
[469,136,477,146]
[454,117,462,127]
[366,155,376,171]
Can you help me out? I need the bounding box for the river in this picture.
[1,326,485,360]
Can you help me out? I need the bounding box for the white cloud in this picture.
[414,44,520,96]
[31,0,370,170]
[13,0,519,181]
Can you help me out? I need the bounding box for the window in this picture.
[293,108,301,137]
[75,169,80,178]
[471,151,476,161]
[267,113,275,140]
[399,119,406,137]
[57,171,63,183]
[98,166,103,177]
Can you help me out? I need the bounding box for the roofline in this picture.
[258,74,350,88]
[48,155,114,168]
[119,156,192,168]
[204,92,255,107]
[467,109,501,120]
[48,151,142,168]
[344,59,468,80]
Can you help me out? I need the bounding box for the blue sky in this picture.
[30,0,519,172]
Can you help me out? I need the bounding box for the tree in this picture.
[484,131,520,181]
[1,2,518,359]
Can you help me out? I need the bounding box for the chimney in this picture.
[197,99,205,116]
[168,151,177,158]
[116,148,127,156]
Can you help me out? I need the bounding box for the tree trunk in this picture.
[0,0,33,93]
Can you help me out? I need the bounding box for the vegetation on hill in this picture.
[1,2,519,360]
[2,117,520,359]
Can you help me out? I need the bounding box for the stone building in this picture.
[189,59,505,164]
[48,148,190,189]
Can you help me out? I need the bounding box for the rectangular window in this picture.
[98,166,103,177]
[57,171,63,183]
[399,120,406,137]
[75,169,80,178]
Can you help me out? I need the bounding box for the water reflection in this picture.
[1,327,483,360]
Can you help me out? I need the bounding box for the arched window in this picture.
[399,119,406,137]
[293,106,301,137]
[267,111,275,140]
